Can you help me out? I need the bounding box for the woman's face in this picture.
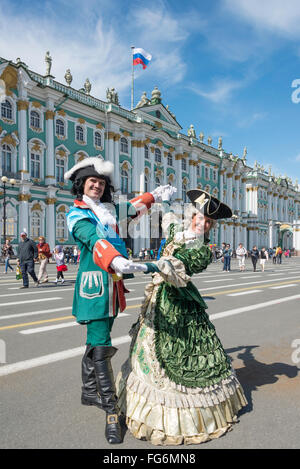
[191,212,214,235]
[84,177,106,200]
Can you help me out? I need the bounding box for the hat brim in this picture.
[187,189,232,219]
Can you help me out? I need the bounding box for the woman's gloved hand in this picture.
[143,262,160,274]
[110,256,148,274]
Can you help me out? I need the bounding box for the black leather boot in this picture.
[92,346,123,444]
[81,345,103,409]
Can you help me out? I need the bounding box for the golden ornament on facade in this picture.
[45,197,57,205]
[226,173,233,178]
[1,65,18,96]
[96,123,103,129]
[150,146,155,153]
[18,194,31,202]
[32,101,42,108]
[17,100,29,111]
[45,110,55,120]
[57,149,66,158]
[122,131,130,137]
[175,153,183,160]
[156,140,163,147]
[169,147,175,153]
[113,134,121,141]
[78,118,85,124]
[32,141,41,152]
[144,138,151,145]
[1,134,17,147]
[31,203,42,212]
[154,121,162,129]
[122,162,129,171]
[241,178,247,182]
[107,132,115,140]
[235,175,241,180]
[57,109,66,117]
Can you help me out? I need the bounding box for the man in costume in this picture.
[116,189,248,445]
[65,157,173,444]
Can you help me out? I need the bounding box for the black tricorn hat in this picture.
[187,189,232,220]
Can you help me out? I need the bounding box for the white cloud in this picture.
[295,154,300,162]
[223,0,300,39]
[188,78,245,103]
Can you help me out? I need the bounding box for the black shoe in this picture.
[92,346,123,444]
[81,345,103,409]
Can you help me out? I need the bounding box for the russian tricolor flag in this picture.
[132,48,152,70]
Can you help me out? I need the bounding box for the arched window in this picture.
[155,148,161,163]
[56,212,67,239]
[5,204,16,238]
[56,158,65,183]
[155,176,161,188]
[94,131,102,147]
[31,211,42,238]
[144,174,149,192]
[30,153,41,178]
[144,145,149,159]
[196,165,200,176]
[120,137,128,154]
[121,169,129,193]
[1,100,12,120]
[30,110,40,128]
[2,144,12,174]
[181,158,187,171]
[182,182,187,202]
[205,167,209,180]
[76,125,84,142]
[167,153,173,166]
[56,119,65,136]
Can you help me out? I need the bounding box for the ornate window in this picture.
[31,211,42,238]
[30,110,40,129]
[76,125,84,142]
[94,131,102,148]
[120,137,128,154]
[30,153,41,179]
[1,144,12,174]
[56,212,68,239]
[155,176,161,188]
[56,119,65,137]
[56,158,65,183]
[213,170,217,182]
[121,169,129,193]
[155,148,161,163]
[144,145,149,159]
[205,167,209,180]
[167,153,173,166]
[196,165,200,176]
[1,100,12,120]
[181,158,187,171]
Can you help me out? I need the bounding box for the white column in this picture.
[241,177,247,214]
[113,135,120,192]
[131,141,139,193]
[284,197,288,222]
[175,149,183,201]
[46,188,57,250]
[18,182,32,234]
[219,170,224,202]
[106,132,115,164]
[227,172,233,209]
[235,175,240,213]
[45,102,55,185]
[17,100,30,181]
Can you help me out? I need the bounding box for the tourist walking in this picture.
[16,232,39,289]
[37,236,51,284]
[259,247,268,272]
[54,245,67,284]
[250,246,260,272]
[275,246,282,264]
[73,246,78,265]
[236,243,247,272]
[223,243,232,272]
[272,246,277,264]
[2,239,14,273]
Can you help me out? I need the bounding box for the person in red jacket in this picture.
[37,236,51,284]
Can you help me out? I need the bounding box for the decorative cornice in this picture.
[31,203,42,212]
[96,122,103,129]
[107,131,115,140]
[78,117,86,124]
[234,175,241,180]
[57,109,66,117]
[241,177,247,183]
[219,169,226,175]
[1,133,17,147]
[122,130,131,137]
[113,134,121,141]
[0,65,18,96]
[17,100,29,111]
[226,173,233,178]
[175,153,183,160]
[32,101,42,109]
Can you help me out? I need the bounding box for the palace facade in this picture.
[0,55,299,254]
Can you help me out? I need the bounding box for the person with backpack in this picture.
[275,246,282,264]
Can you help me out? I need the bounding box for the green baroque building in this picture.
[0,55,299,254]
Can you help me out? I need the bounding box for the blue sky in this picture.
[1,0,300,182]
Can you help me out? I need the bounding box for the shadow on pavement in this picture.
[226,344,300,415]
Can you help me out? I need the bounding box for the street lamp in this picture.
[1,176,16,244]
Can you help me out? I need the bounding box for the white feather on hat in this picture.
[64,157,114,185]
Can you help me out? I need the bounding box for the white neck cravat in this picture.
[82,195,117,227]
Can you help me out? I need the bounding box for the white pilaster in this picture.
[45,100,55,185]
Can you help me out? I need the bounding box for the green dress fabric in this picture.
[153,228,232,389]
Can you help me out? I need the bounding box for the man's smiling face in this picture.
[84,176,106,201]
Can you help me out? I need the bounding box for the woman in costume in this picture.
[65,157,174,444]
[116,189,248,445]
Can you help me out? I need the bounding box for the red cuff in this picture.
[93,239,121,272]
[129,192,155,218]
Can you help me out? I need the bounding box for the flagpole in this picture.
[131,45,135,110]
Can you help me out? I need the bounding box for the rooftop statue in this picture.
[45,51,52,76]
[84,78,91,95]
[106,87,119,105]
[218,137,222,150]
[136,91,149,108]
[187,125,196,138]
